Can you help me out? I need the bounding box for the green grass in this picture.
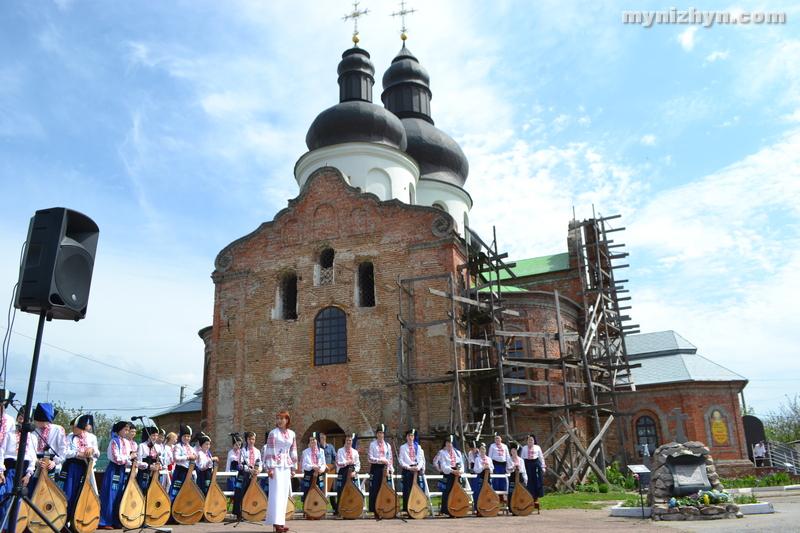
[540,491,631,510]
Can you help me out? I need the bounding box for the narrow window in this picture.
[636,415,658,452]
[319,248,335,285]
[281,273,297,319]
[505,337,527,397]
[358,262,375,308]
[314,306,347,365]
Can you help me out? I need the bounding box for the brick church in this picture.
[195,35,753,476]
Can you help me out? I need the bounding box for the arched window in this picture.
[280,272,297,320]
[314,306,347,366]
[357,262,375,308]
[636,415,658,453]
[317,248,335,285]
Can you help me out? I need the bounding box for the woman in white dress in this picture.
[263,411,297,533]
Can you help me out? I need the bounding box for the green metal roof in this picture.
[498,252,571,280]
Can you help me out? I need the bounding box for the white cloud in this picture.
[706,50,729,62]
[677,27,699,52]
[640,134,657,146]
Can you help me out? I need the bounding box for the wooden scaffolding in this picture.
[394,214,638,491]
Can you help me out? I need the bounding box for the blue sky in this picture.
[1,1,798,424]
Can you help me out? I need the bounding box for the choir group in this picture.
[0,398,546,533]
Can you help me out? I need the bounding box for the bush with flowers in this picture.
[669,489,730,508]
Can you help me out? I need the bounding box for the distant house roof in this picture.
[153,394,202,417]
[625,331,748,387]
[498,253,571,281]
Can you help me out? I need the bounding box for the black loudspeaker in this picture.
[14,207,99,321]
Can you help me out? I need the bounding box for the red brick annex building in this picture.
[193,37,753,482]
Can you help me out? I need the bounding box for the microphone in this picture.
[131,416,144,421]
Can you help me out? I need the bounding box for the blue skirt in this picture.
[524,459,544,498]
[492,462,507,491]
[301,469,325,503]
[59,458,89,520]
[169,465,188,501]
[98,463,127,528]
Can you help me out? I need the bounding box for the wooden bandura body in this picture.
[28,459,68,533]
[239,471,267,522]
[144,464,171,526]
[285,496,296,521]
[406,471,427,519]
[337,475,364,519]
[445,474,470,518]
[302,472,327,519]
[203,463,228,523]
[119,459,145,529]
[71,459,101,533]
[171,461,204,525]
[374,468,398,519]
[509,470,535,516]
[476,469,500,517]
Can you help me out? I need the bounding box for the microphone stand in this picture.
[0,311,61,533]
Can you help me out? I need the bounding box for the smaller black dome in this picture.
[306,101,407,151]
[382,45,431,93]
[403,117,468,187]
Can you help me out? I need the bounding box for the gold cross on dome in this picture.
[343,1,370,43]
[390,0,416,41]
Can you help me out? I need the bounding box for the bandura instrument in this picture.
[15,499,30,533]
[375,468,398,519]
[406,471,427,519]
[203,462,228,523]
[476,468,500,517]
[28,457,68,533]
[144,463,171,526]
[285,495,296,521]
[337,470,364,519]
[71,458,101,533]
[302,471,327,519]
[171,461,204,524]
[119,459,146,529]
[445,473,470,518]
[240,470,267,522]
[509,469,535,516]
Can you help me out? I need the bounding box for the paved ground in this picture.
[129,490,800,533]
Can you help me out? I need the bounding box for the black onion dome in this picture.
[381,44,432,123]
[381,44,468,187]
[403,117,468,187]
[306,46,407,151]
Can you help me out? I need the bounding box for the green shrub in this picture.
[620,495,646,507]
[733,493,758,504]
[598,483,610,493]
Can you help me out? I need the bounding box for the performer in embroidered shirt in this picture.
[99,421,136,529]
[136,426,161,491]
[488,432,511,495]
[318,432,337,512]
[439,435,464,518]
[59,414,99,521]
[397,428,425,515]
[169,424,197,501]
[300,431,326,503]
[334,432,360,516]
[30,402,67,492]
[472,441,494,509]
[507,442,528,500]
[465,440,480,499]
[0,390,15,512]
[194,432,218,496]
[367,423,393,518]
[520,434,546,505]
[232,431,261,517]
[160,431,177,491]
[264,411,297,533]
[0,407,38,527]
[226,433,243,500]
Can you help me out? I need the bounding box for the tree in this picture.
[763,395,800,444]
[52,401,115,441]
